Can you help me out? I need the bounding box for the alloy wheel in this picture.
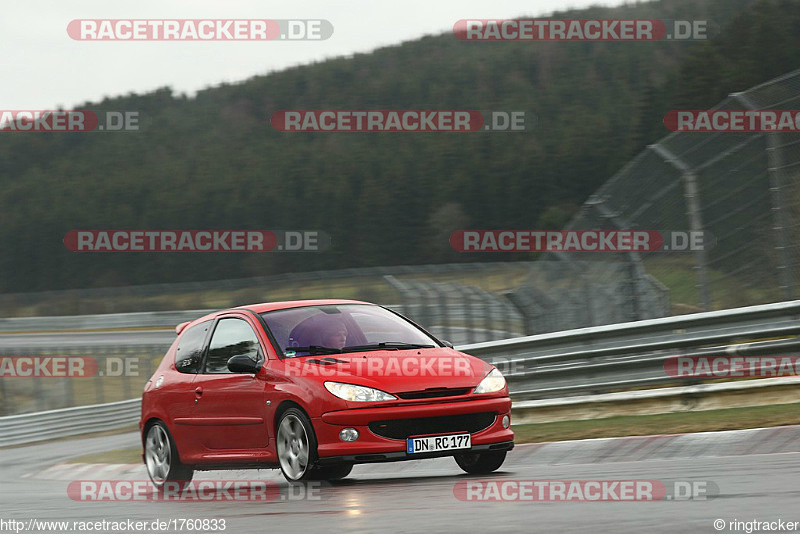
[277,414,310,480]
[145,424,171,484]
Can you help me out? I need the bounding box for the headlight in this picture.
[324,381,397,402]
[473,368,506,394]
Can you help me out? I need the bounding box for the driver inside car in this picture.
[318,319,348,349]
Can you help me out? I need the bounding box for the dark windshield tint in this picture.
[261,304,439,357]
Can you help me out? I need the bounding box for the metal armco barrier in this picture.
[1,300,799,446]
[0,309,215,333]
[0,398,141,447]
[459,299,800,399]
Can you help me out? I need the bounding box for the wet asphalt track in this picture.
[1,427,799,533]
[1,329,798,532]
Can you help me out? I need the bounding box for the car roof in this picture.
[178,299,374,334]
[237,299,372,313]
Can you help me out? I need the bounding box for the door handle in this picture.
[194,387,203,398]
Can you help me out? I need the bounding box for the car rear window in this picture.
[174,320,211,373]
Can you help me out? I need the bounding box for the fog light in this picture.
[339,428,359,442]
[502,415,510,428]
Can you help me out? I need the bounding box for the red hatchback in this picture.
[140,300,514,484]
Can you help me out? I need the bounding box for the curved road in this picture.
[2,427,799,533]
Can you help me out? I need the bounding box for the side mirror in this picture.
[227,355,261,374]
[442,340,454,348]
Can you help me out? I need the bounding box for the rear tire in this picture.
[144,421,194,490]
[454,450,506,474]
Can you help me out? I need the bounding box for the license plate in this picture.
[406,433,471,454]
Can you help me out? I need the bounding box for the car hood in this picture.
[283,347,493,393]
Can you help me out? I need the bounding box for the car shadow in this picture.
[321,468,518,488]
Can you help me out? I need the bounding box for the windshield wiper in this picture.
[284,345,342,357]
[342,342,436,352]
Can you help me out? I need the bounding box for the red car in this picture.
[140,299,513,484]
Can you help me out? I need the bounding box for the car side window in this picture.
[174,320,211,374]
[204,318,262,374]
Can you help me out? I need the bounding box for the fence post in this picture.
[439,283,453,343]
[731,91,794,301]
[0,373,6,416]
[650,143,712,311]
[383,275,406,315]
[765,132,794,300]
[456,284,476,344]
[94,347,105,406]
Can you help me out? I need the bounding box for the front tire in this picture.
[276,408,354,481]
[144,421,193,489]
[277,408,318,481]
[454,450,507,474]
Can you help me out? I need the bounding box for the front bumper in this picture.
[316,440,514,466]
[313,396,513,461]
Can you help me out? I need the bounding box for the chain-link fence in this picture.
[0,259,665,415]
[0,346,165,416]
[5,71,800,416]
[505,261,670,335]
[0,257,663,342]
[0,263,536,416]
[384,276,526,344]
[0,262,532,318]
[551,68,800,312]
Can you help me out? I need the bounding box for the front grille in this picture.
[396,388,471,400]
[368,412,496,440]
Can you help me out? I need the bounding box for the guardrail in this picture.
[459,299,800,399]
[0,399,140,447]
[0,310,215,333]
[0,304,515,342]
[1,300,798,446]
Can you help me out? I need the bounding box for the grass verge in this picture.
[63,403,800,464]
[67,447,142,464]
[512,402,800,443]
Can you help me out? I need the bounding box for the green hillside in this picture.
[1,0,799,292]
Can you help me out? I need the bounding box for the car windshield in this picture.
[261,304,439,357]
